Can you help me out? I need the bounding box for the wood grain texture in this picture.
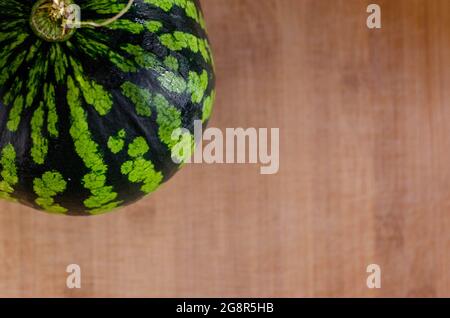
[0,0,449,297]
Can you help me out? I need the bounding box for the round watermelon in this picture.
[0,0,215,215]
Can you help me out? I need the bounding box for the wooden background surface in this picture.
[0,0,449,297]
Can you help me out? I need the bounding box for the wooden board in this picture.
[0,0,449,297]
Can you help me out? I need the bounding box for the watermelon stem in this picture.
[30,0,77,42]
[31,0,135,41]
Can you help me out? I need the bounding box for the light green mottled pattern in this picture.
[7,96,24,132]
[146,20,163,33]
[69,57,113,115]
[158,71,186,94]
[121,82,152,117]
[121,43,163,70]
[121,137,163,194]
[50,44,68,83]
[0,31,21,43]
[0,33,29,103]
[121,44,187,92]
[26,40,42,62]
[105,19,144,34]
[44,83,59,138]
[108,129,126,154]
[120,80,193,159]
[0,144,18,202]
[0,50,26,87]
[119,78,193,157]
[128,137,149,157]
[89,201,122,215]
[144,0,173,11]
[144,0,206,29]
[30,103,48,165]
[33,171,68,213]
[153,94,182,148]
[26,51,49,108]
[153,94,194,162]
[0,33,27,70]
[159,31,211,63]
[202,90,215,122]
[67,76,121,212]
[2,42,40,99]
[2,79,23,106]
[76,33,137,72]
[164,55,179,71]
[0,31,31,87]
[83,0,125,14]
[0,18,26,31]
[188,70,208,103]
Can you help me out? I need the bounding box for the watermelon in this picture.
[0,0,215,215]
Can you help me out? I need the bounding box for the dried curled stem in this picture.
[45,0,135,29]
[79,0,135,27]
